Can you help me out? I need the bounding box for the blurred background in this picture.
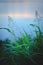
[0,0,43,40]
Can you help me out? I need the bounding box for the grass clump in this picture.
[0,16,43,65]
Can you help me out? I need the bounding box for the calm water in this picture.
[0,16,43,40]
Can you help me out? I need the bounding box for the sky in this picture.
[0,0,43,40]
[0,0,43,18]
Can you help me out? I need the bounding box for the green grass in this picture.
[0,17,43,65]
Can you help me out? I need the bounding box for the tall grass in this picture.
[0,15,43,65]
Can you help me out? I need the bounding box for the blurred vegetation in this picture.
[0,14,43,65]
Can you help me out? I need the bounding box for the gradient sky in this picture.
[0,0,43,40]
[0,0,43,18]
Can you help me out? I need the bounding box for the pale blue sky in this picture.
[0,0,43,2]
[0,0,43,18]
[0,0,43,40]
